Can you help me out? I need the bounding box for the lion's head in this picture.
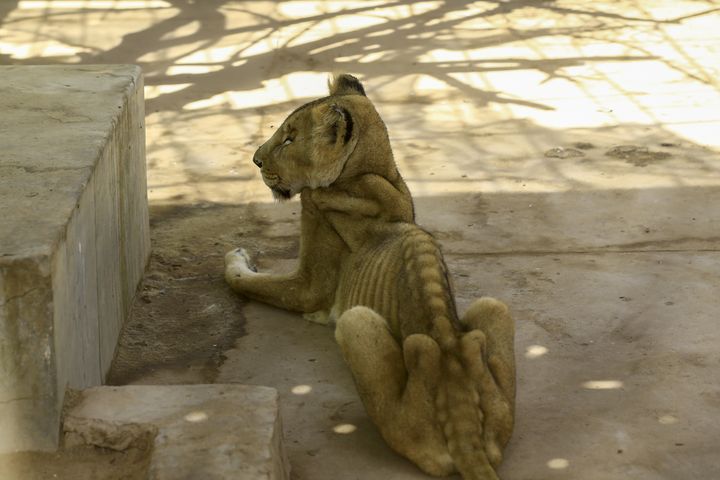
[251,74,390,200]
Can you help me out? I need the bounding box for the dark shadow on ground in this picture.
[109,177,720,478]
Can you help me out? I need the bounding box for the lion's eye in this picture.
[282,137,293,146]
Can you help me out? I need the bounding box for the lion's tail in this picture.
[437,354,500,480]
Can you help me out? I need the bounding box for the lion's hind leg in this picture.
[334,307,406,415]
[461,298,515,402]
[334,306,453,476]
[460,297,516,467]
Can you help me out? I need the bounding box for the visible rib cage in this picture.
[337,231,403,333]
[336,223,460,343]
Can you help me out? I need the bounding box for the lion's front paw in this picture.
[224,248,257,282]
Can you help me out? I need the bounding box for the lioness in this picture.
[225,74,515,480]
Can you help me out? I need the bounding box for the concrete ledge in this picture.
[64,385,289,480]
[0,65,149,452]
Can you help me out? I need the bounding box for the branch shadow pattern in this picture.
[1,0,718,199]
[2,0,716,113]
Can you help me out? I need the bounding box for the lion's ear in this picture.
[328,73,366,96]
[312,103,355,147]
[310,103,357,186]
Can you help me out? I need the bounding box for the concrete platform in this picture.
[64,385,289,480]
[0,65,150,452]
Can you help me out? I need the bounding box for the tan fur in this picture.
[226,74,515,479]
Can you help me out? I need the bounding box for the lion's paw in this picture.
[224,248,257,281]
[303,310,332,325]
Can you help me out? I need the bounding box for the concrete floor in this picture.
[2,1,719,479]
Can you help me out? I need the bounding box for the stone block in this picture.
[64,385,289,480]
[0,65,149,452]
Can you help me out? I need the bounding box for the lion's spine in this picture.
[401,230,496,480]
[339,226,495,479]
[399,229,456,346]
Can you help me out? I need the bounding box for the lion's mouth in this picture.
[271,186,292,200]
[262,172,293,201]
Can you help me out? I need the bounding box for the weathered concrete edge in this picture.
[99,66,150,376]
[52,62,150,400]
[0,66,149,452]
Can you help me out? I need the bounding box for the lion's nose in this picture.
[253,154,263,168]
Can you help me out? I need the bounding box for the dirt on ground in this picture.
[108,202,300,386]
[0,444,150,480]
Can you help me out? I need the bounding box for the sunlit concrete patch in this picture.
[184,71,329,111]
[145,83,192,100]
[0,40,91,60]
[184,411,209,423]
[18,0,172,9]
[658,414,679,425]
[176,45,238,64]
[277,0,443,47]
[291,385,313,395]
[2,3,180,63]
[582,380,624,390]
[277,1,385,19]
[166,64,224,76]
[525,345,549,359]
[332,424,357,435]
[547,458,570,469]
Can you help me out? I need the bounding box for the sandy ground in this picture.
[1,1,720,479]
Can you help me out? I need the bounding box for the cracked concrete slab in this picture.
[64,385,289,480]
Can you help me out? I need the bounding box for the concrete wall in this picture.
[0,65,149,452]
